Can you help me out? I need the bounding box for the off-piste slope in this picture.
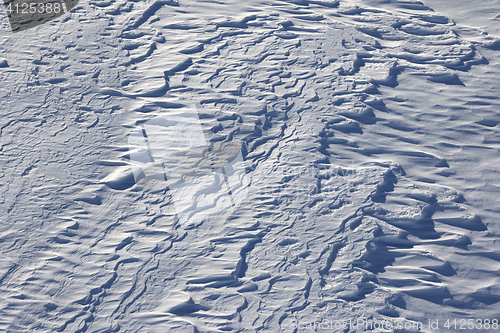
[0,0,500,332]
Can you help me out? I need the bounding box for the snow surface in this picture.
[1,0,500,332]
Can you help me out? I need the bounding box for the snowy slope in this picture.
[1,0,500,332]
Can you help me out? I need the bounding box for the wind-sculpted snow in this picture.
[1,0,500,332]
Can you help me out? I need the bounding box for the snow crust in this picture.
[1,0,500,332]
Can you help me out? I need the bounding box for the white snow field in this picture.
[1,0,500,332]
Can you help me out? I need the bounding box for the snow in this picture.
[1,0,500,332]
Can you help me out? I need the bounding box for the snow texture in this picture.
[1,0,500,332]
